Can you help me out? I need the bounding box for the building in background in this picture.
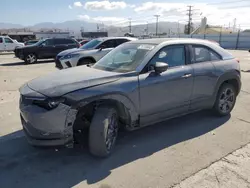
[81,32,108,39]
[192,17,235,34]
[34,31,70,40]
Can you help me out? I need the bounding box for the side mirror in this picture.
[154,62,169,74]
[98,45,106,51]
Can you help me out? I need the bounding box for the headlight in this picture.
[33,98,65,110]
[60,54,80,60]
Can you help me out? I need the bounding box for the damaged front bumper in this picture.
[19,85,77,147]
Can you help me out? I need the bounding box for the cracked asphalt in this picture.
[0,50,250,188]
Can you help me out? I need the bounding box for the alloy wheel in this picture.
[105,113,118,152]
[26,54,36,63]
[218,87,235,114]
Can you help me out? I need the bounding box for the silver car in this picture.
[55,37,137,69]
[20,38,241,157]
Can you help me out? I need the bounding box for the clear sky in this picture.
[1,0,250,28]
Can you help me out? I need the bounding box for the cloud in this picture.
[128,4,136,8]
[68,5,72,9]
[93,16,125,22]
[84,1,127,10]
[134,2,186,14]
[74,1,83,7]
[78,15,90,20]
[133,2,250,28]
[78,14,125,24]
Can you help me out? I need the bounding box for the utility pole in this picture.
[146,21,149,35]
[128,18,132,33]
[177,21,180,36]
[97,24,100,32]
[187,5,193,34]
[233,18,236,32]
[154,15,160,36]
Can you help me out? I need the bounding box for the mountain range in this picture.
[0,20,186,37]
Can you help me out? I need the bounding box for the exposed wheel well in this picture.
[222,79,240,95]
[77,57,96,66]
[73,99,131,136]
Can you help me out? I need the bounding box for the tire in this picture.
[213,83,236,116]
[89,107,119,157]
[25,54,37,64]
[78,58,94,66]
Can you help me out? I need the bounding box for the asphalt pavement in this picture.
[0,50,250,188]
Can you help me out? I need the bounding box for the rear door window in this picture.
[54,39,65,45]
[191,45,221,63]
[101,39,116,48]
[115,39,129,47]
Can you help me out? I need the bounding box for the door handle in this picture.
[182,73,192,78]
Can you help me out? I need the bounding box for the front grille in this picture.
[55,56,63,69]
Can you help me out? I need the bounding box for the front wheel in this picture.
[89,107,119,157]
[213,83,236,116]
[78,58,95,66]
[25,54,37,64]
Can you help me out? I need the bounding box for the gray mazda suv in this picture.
[19,38,241,157]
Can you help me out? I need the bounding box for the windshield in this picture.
[35,39,45,46]
[80,39,102,49]
[93,43,155,73]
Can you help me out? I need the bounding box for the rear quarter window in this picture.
[65,39,77,44]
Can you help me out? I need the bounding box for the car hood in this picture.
[26,66,122,97]
[17,44,38,50]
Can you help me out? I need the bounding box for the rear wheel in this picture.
[89,107,119,157]
[25,54,37,64]
[213,83,236,116]
[78,58,95,66]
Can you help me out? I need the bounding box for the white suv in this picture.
[55,37,137,69]
[0,36,24,52]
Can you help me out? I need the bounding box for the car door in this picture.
[189,45,219,110]
[0,37,4,51]
[4,37,15,51]
[95,39,116,61]
[139,44,194,125]
[39,39,55,58]
[53,39,69,56]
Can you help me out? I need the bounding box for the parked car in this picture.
[55,37,137,69]
[79,39,89,46]
[15,38,80,64]
[24,40,39,46]
[0,36,24,52]
[19,38,241,157]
